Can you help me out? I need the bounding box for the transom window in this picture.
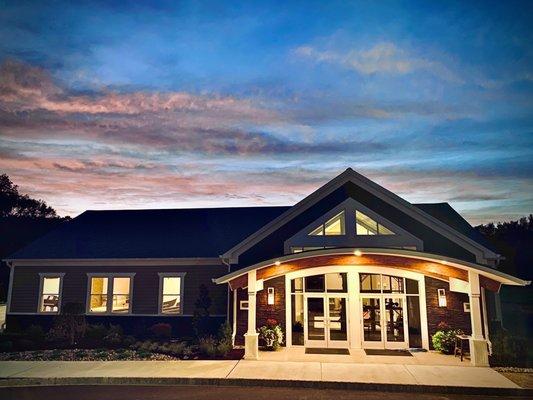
[356,210,395,235]
[309,211,345,236]
[39,274,64,313]
[359,273,419,294]
[158,273,185,314]
[88,274,133,314]
[291,273,348,293]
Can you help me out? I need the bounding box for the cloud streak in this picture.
[294,42,462,83]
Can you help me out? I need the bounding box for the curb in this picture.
[0,377,530,396]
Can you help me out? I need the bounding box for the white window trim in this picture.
[37,273,65,314]
[157,272,186,316]
[86,273,135,315]
[240,300,249,310]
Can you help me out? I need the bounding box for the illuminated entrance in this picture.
[288,269,424,349]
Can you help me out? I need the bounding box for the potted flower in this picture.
[259,318,284,351]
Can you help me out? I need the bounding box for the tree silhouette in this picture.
[0,174,57,218]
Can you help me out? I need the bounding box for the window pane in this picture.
[360,273,381,293]
[40,294,59,312]
[42,277,60,294]
[378,224,395,235]
[324,211,345,235]
[406,279,419,294]
[113,277,130,294]
[112,295,129,313]
[308,225,323,236]
[356,211,378,235]
[112,277,130,312]
[291,294,304,345]
[325,273,347,292]
[163,277,180,295]
[91,277,108,295]
[305,274,325,292]
[162,295,181,313]
[90,294,108,312]
[291,277,303,293]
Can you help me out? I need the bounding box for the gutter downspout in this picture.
[220,257,236,345]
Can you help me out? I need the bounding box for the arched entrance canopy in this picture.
[214,248,529,292]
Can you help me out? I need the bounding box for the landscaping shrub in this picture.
[490,330,530,367]
[47,302,87,346]
[122,335,136,347]
[198,336,218,357]
[432,322,462,354]
[259,319,284,351]
[149,323,172,341]
[130,339,190,358]
[25,325,46,347]
[84,324,108,344]
[192,284,212,337]
[103,324,124,347]
[0,338,13,353]
[216,320,233,357]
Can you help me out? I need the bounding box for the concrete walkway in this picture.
[0,360,521,389]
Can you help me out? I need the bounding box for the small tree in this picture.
[47,302,87,346]
[192,284,212,338]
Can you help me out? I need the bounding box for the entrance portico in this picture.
[216,248,527,366]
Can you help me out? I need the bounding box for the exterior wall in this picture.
[425,276,471,348]
[9,264,228,316]
[235,276,286,345]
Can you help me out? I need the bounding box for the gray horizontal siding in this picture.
[9,264,228,315]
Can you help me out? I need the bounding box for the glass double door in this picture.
[361,296,408,349]
[305,294,349,348]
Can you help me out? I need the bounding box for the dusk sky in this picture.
[0,1,532,224]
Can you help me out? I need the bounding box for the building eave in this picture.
[214,247,528,287]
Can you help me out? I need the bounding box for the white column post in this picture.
[468,271,489,366]
[244,270,259,360]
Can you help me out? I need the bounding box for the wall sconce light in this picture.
[267,287,275,305]
[437,288,447,307]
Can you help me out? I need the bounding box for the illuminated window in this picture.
[355,210,395,235]
[39,274,64,313]
[88,275,133,313]
[159,273,185,314]
[309,211,345,236]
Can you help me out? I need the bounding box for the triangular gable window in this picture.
[309,211,345,236]
[355,210,395,235]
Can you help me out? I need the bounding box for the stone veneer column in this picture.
[244,270,259,360]
[468,271,489,366]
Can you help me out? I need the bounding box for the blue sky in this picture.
[0,0,532,223]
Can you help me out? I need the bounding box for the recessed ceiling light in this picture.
[354,250,362,257]
[275,260,281,266]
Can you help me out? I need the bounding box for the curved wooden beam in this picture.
[229,253,470,290]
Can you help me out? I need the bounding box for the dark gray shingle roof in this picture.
[7,202,494,260]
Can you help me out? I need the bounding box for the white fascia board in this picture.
[6,257,224,267]
[214,247,528,287]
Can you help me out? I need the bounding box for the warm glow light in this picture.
[275,260,281,266]
[267,287,275,305]
[438,288,447,307]
[354,250,362,257]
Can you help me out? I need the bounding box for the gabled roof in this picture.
[6,207,290,260]
[6,169,498,263]
[222,168,499,264]
[413,203,497,253]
